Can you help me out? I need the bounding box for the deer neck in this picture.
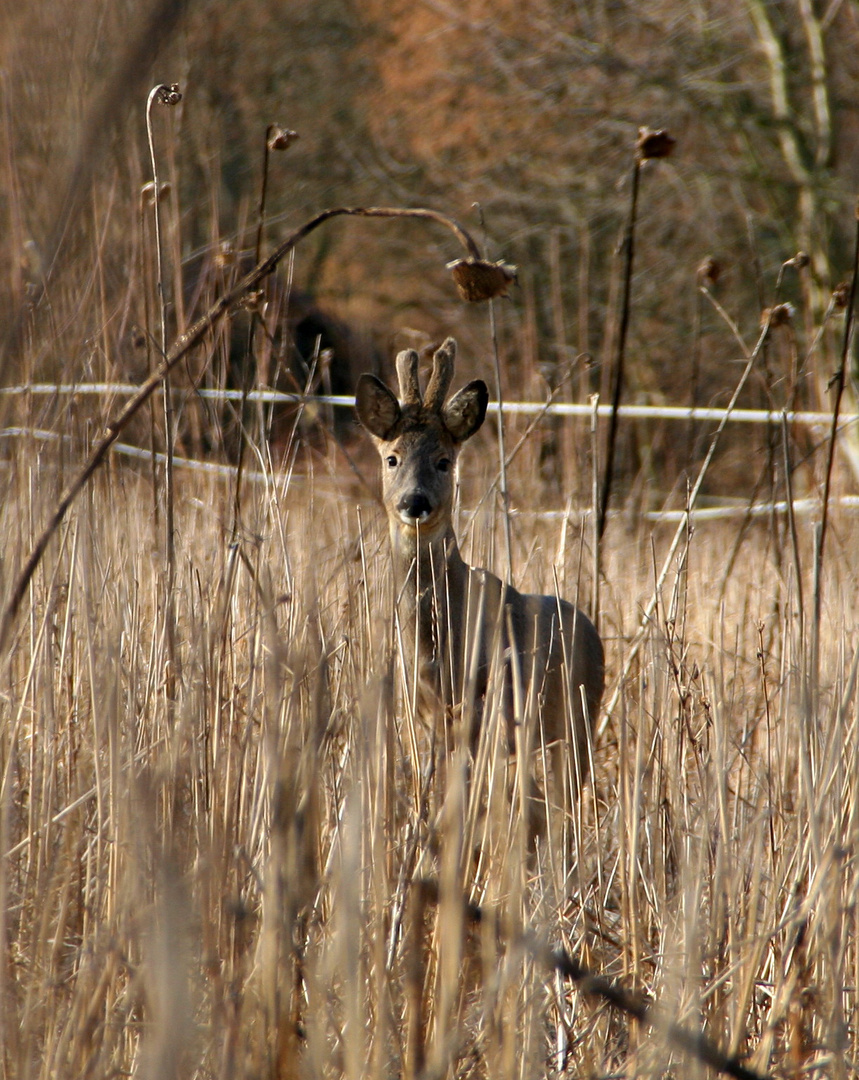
[389,520,468,597]
[388,520,469,674]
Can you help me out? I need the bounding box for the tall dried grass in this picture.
[1,57,858,1077]
[1,385,857,1077]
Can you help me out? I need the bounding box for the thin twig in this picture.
[596,132,674,539]
[781,412,804,639]
[138,194,160,535]
[146,81,182,707]
[0,205,485,655]
[488,298,513,585]
[599,156,640,540]
[232,124,297,543]
[472,202,513,582]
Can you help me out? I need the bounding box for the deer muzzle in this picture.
[397,493,433,524]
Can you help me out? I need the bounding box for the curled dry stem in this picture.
[146,81,182,707]
[0,205,484,655]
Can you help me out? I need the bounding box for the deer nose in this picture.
[398,493,432,522]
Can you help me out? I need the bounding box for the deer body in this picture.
[356,339,604,820]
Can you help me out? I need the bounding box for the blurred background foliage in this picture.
[1,0,858,489]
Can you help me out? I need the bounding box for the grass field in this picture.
[3,2,859,1073]
[1,382,857,1078]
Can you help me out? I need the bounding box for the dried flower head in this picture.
[784,251,810,270]
[140,180,172,207]
[267,126,299,152]
[21,239,43,282]
[157,83,182,106]
[696,256,721,288]
[636,127,676,161]
[215,241,235,269]
[239,288,266,314]
[832,280,852,310]
[761,302,794,329]
[447,258,517,302]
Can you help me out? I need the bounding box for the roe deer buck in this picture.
[355,338,604,834]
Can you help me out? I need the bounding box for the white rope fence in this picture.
[2,384,858,523]
[2,382,858,430]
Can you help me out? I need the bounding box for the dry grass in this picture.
[1,37,857,1074]
[1,389,858,1078]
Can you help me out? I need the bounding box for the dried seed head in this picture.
[832,280,852,310]
[140,180,172,207]
[447,258,517,302]
[696,256,721,288]
[215,241,235,269]
[636,127,676,161]
[239,288,266,314]
[761,302,794,329]
[784,250,810,270]
[157,83,182,106]
[267,126,299,152]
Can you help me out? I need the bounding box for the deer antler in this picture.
[424,338,456,412]
[396,349,422,406]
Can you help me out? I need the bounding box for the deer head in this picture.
[355,338,488,542]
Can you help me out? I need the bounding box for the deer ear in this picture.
[443,379,488,443]
[355,374,402,440]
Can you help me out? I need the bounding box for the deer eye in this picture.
[386,454,398,468]
[436,457,452,473]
